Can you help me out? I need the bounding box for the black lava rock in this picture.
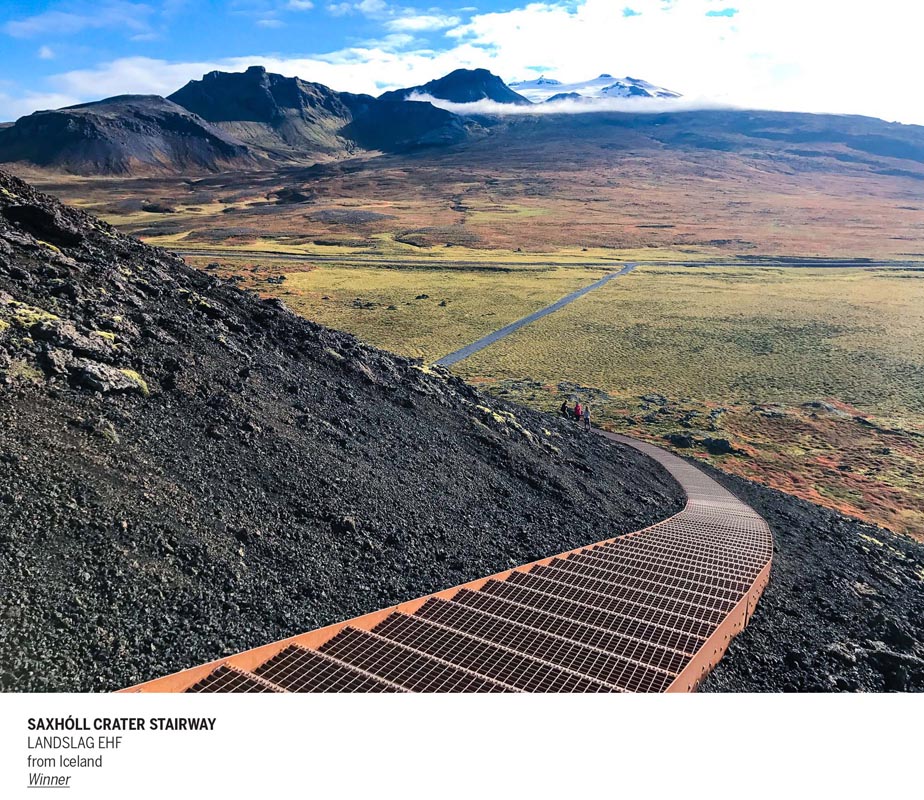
[0,170,684,691]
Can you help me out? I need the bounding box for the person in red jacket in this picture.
[574,400,583,421]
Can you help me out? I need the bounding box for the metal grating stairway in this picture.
[124,432,773,693]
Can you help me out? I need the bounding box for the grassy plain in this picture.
[194,255,607,361]
[450,266,924,539]
[185,255,924,537]
[459,267,924,420]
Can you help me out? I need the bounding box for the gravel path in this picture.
[434,264,637,367]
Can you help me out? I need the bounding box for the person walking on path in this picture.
[582,404,591,431]
[574,400,583,422]
[560,400,570,419]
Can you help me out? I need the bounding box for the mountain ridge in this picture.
[2,66,923,178]
[0,66,492,175]
[511,73,681,102]
[167,65,376,161]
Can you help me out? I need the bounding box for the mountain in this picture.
[0,67,476,175]
[546,92,586,103]
[511,74,681,102]
[0,169,681,690]
[5,65,921,183]
[380,68,532,105]
[343,100,470,151]
[167,65,376,160]
[0,95,258,176]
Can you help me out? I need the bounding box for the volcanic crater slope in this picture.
[0,170,683,691]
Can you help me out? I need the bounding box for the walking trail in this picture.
[124,431,773,693]
[434,263,638,367]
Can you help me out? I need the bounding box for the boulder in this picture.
[1,204,84,248]
[31,319,113,359]
[703,437,737,455]
[75,362,146,395]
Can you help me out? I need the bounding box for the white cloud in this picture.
[409,91,731,116]
[0,91,84,121]
[46,57,220,100]
[361,33,417,50]
[3,1,922,124]
[4,1,155,38]
[38,46,56,60]
[257,18,285,27]
[440,0,923,124]
[326,0,387,17]
[286,0,314,9]
[385,14,461,32]
[326,3,353,16]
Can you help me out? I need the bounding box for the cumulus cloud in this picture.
[442,0,921,124]
[385,14,461,32]
[287,0,314,8]
[38,46,56,60]
[327,0,387,16]
[1,0,921,124]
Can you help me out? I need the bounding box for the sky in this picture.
[0,0,922,124]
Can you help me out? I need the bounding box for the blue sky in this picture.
[1,1,921,123]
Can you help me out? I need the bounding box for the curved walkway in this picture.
[434,263,637,367]
[123,431,772,693]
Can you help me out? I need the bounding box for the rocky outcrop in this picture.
[167,66,376,160]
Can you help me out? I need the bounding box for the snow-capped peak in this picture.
[509,75,562,89]
[509,73,681,103]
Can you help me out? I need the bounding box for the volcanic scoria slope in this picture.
[0,170,682,691]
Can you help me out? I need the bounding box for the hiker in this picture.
[560,400,570,418]
[582,404,591,431]
[574,400,583,421]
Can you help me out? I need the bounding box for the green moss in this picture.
[475,404,508,424]
[0,319,10,333]
[5,301,59,328]
[8,359,44,384]
[37,240,62,254]
[119,368,150,397]
[93,330,117,341]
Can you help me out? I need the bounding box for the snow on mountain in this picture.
[510,74,681,103]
